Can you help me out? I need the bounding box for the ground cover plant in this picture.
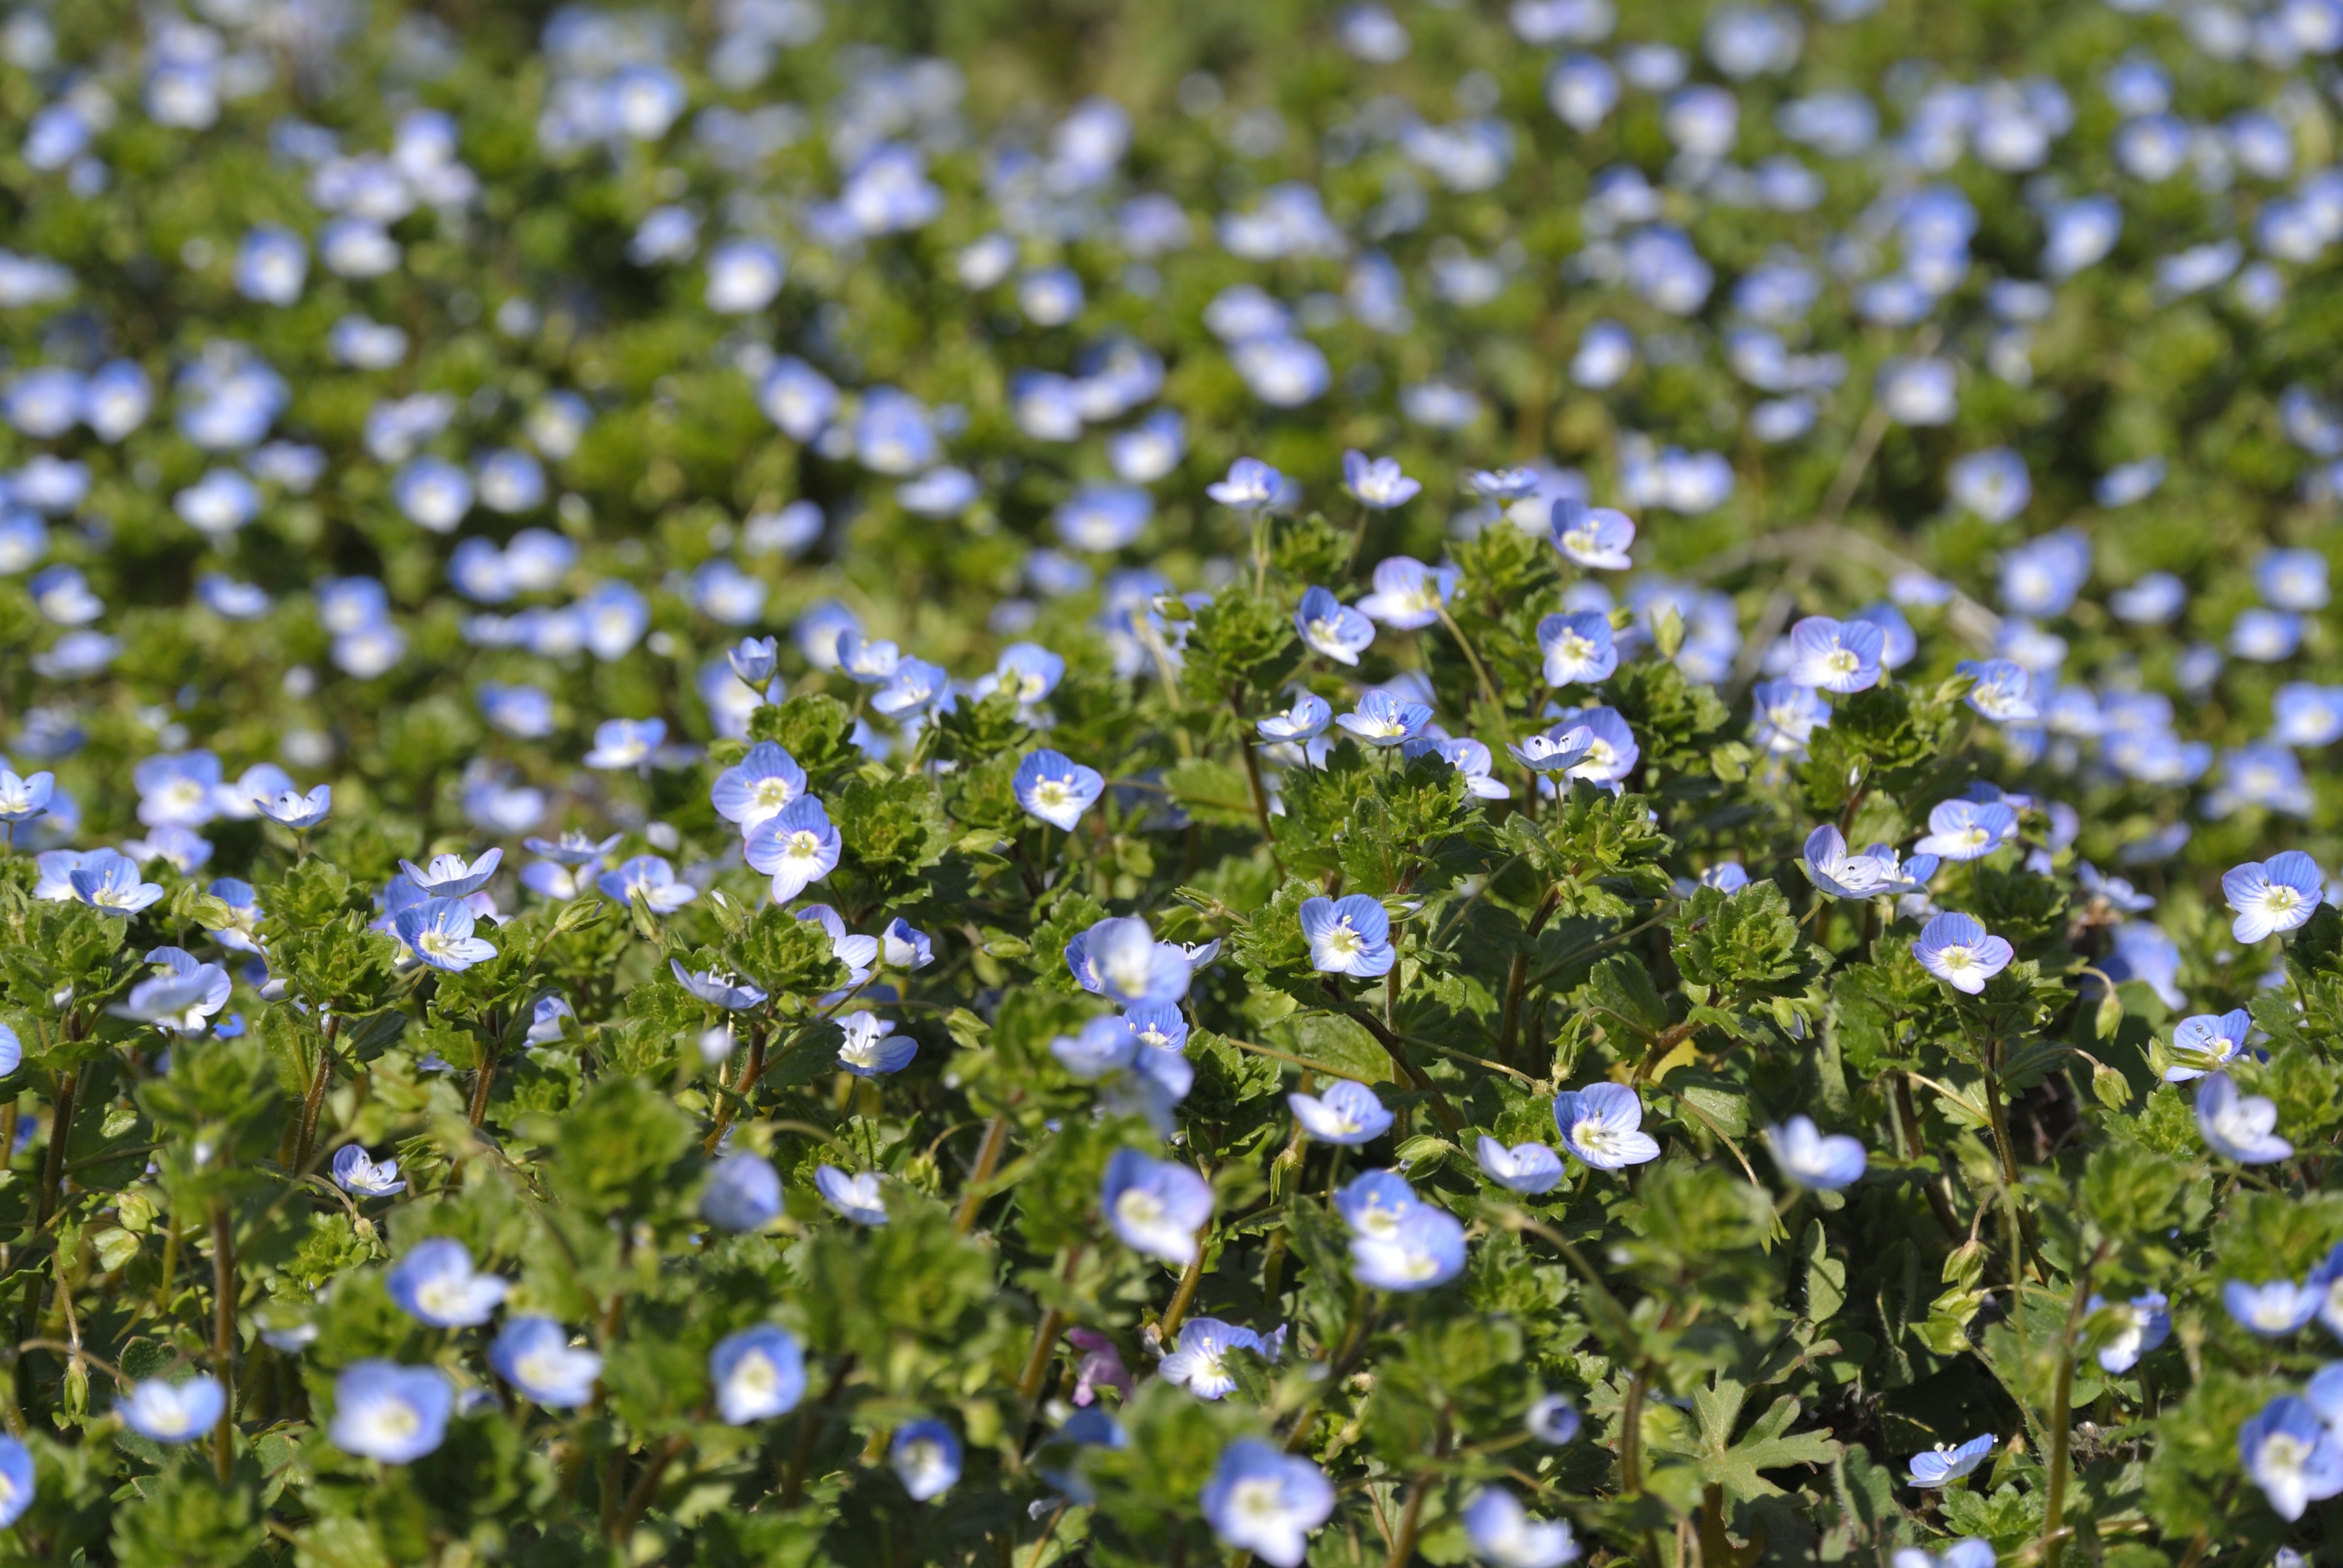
[7,0,2343,1563]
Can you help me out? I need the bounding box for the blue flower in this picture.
[395,899,499,973]
[670,958,768,1011]
[1053,486,1153,552]
[2240,1396,2343,1520]
[835,1011,918,1077]
[119,1375,225,1444]
[1507,724,1595,774]
[1946,448,2031,523]
[596,854,698,914]
[705,238,786,313]
[490,1318,603,1408]
[1907,1432,1994,1488]
[1912,799,2016,862]
[1763,1116,1866,1190]
[891,1419,963,1500]
[701,1152,783,1232]
[255,783,332,829]
[710,1325,807,1425]
[1463,1487,1579,1568]
[1100,1148,1213,1264]
[0,1024,19,1077]
[880,918,933,970]
[1547,706,1639,786]
[1288,1080,1394,1145]
[0,1436,30,1527]
[65,849,165,916]
[745,799,842,903]
[1553,1083,1661,1169]
[1355,557,1457,629]
[1199,1440,1335,1567]
[330,1361,453,1463]
[2196,1072,2294,1164]
[1412,736,1510,799]
[1527,1393,1580,1445]
[1349,1203,1466,1291]
[1206,457,1284,512]
[873,658,948,717]
[2086,1292,2171,1373]
[1335,1169,1426,1238]
[1294,586,1375,665]
[1342,450,1421,509]
[710,742,807,832]
[400,848,502,899]
[1064,915,1192,1005]
[2223,851,2324,942]
[1786,616,1884,694]
[1300,894,1395,978]
[1258,694,1332,743]
[1475,1136,1565,1194]
[2165,1009,2252,1082]
[1160,1318,1263,1400]
[1014,748,1105,831]
[583,717,666,770]
[1910,912,2013,995]
[392,456,473,533]
[1537,611,1617,686]
[1337,690,1433,747]
[386,1237,508,1328]
[815,1166,888,1225]
[2258,547,2331,612]
[110,947,231,1034]
[2226,1277,2321,1337]
[332,1145,405,1197]
[1051,1016,1193,1133]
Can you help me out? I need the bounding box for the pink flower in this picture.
[1066,1328,1133,1406]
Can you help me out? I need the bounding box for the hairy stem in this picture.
[952,1116,1011,1234]
[209,1198,235,1483]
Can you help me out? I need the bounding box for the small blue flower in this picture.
[0,1435,30,1527]
[1958,659,2040,722]
[1912,799,2016,862]
[395,899,499,973]
[64,848,165,916]
[1553,1084,1661,1170]
[1342,450,1421,509]
[1288,1080,1394,1145]
[1258,694,1332,744]
[1355,557,1457,629]
[1200,1440,1335,1567]
[400,848,502,899]
[891,1419,963,1500]
[2226,1277,2321,1337]
[583,717,666,770]
[1294,586,1375,665]
[1349,1203,1466,1291]
[1538,611,1618,686]
[1475,1136,1564,1194]
[2240,1396,2343,1520]
[745,799,842,903]
[2086,1292,2171,1373]
[1064,915,1193,1005]
[1300,894,1395,978]
[1763,1116,1866,1190]
[1911,913,2013,995]
[2165,1009,2252,1083]
[2257,547,2331,612]
[1337,691,1433,747]
[815,1166,888,1225]
[1550,502,1636,569]
[710,742,807,832]
[1786,616,1885,694]
[835,1011,918,1077]
[670,958,768,1011]
[1014,748,1105,831]
[386,1237,508,1328]
[2223,851,2324,942]
[255,783,332,829]
[597,854,699,914]
[1907,1432,1994,1489]
[727,636,779,687]
[1101,1148,1214,1264]
[1160,1318,1263,1400]
[880,918,932,970]
[701,1152,783,1232]
[1527,1393,1580,1445]
[710,1325,807,1425]
[332,1145,405,1197]
[330,1361,453,1464]
[1335,1169,1425,1238]
[1507,724,1595,774]
[1206,457,1284,512]
[1462,1487,1579,1568]
[2196,1072,2293,1164]
[490,1318,603,1408]
[119,1375,225,1445]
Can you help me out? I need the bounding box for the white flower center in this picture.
[1231,1477,1285,1523]
[1824,647,1860,676]
[1938,946,1976,972]
[787,831,820,860]
[1322,923,1362,959]
[1115,1189,1165,1230]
